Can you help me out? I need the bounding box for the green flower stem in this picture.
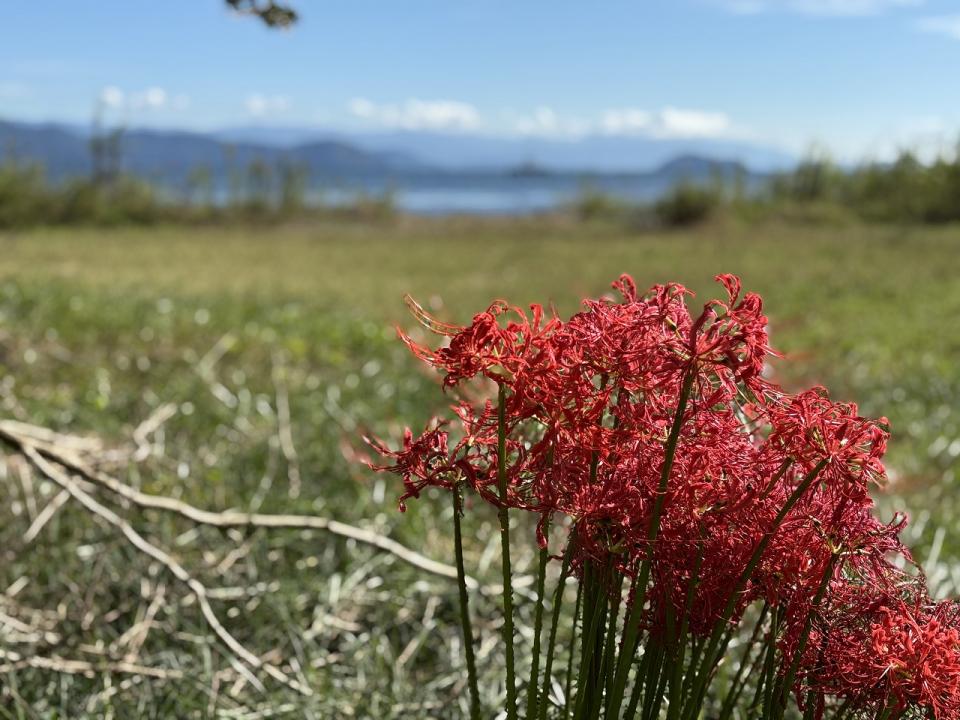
[600,574,625,716]
[496,383,518,720]
[537,541,574,720]
[608,370,695,718]
[665,533,705,720]
[760,605,782,719]
[452,486,481,720]
[716,603,769,720]
[773,551,840,719]
[623,643,651,720]
[637,638,666,720]
[564,582,584,720]
[572,562,608,720]
[829,696,855,720]
[525,517,552,720]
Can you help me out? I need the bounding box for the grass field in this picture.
[0,217,958,717]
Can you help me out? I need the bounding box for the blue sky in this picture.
[3,0,960,159]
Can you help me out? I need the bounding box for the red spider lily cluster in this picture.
[367,275,960,720]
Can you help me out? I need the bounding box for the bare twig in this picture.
[16,444,312,696]
[0,419,102,454]
[0,609,59,645]
[132,403,177,462]
[23,489,70,544]
[15,456,38,520]
[0,648,181,680]
[0,421,472,588]
[195,334,240,411]
[114,583,167,663]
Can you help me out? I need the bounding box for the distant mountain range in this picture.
[0,118,795,213]
[0,120,423,185]
[217,125,794,174]
[0,118,792,187]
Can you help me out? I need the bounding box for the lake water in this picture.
[314,173,683,215]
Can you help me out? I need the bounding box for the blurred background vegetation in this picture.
[7,142,960,228]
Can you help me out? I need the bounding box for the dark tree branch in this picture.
[226,0,298,27]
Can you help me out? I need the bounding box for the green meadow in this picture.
[1,217,958,717]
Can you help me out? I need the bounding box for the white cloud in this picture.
[344,98,738,141]
[99,85,124,108]
[916,14,960,39]
[131,86,167,110]
[349,97,482,132]
[245,93,292,117]
[348,97,377,119]
[601,107,734,139]
[659,107,732,137]
[714,0,922,16]
[600,109,652,135]
[511,106,592,138]
[98,86,189,113]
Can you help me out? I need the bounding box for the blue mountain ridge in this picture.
[0,119,791,187]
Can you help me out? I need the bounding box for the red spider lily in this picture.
[688,272,776,389]
[364,273,958,720]
[371,276,898,584]
[869,601,960,718]
[802,589,960,719]
[767,387,889,488]
[398,295,562,391]
[364,424,459,510]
